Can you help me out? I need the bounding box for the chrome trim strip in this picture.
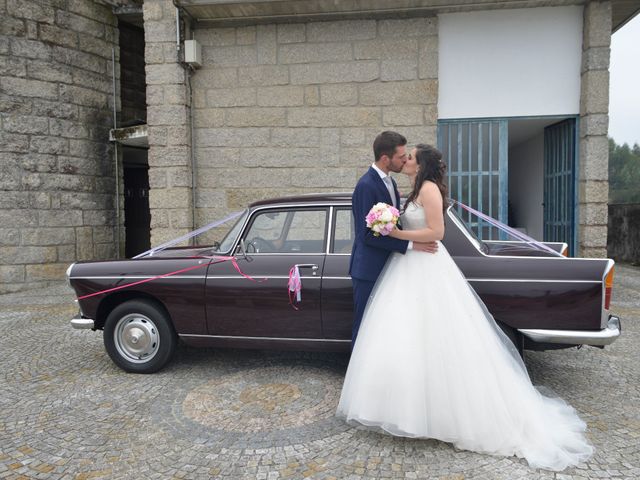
[232,252,327,256]
[71,276,600,283]
[484,240,566,245]
[251,201,350,211]
[326,206,334,255]
[179,333,350,343]
[466,278,601,284]
[327,253,351,256]
[70,317,94,329]
[208,276,321,280]
[66,262,75,286]
[70,276,207,280]
[519,316,621,347]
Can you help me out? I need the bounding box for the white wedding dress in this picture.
[336,201,594,471]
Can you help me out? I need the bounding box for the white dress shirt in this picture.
[371,163,413,250]
[371,163,396,208]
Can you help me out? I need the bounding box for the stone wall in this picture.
[190,18,438,238]
[0,0,120,293]
[608,204,640,264]
[578,0,611,258]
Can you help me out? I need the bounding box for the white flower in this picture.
[380,210,393,222]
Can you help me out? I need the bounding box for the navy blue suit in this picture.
[349,167,409,347]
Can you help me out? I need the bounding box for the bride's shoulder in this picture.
[419,180,439,193]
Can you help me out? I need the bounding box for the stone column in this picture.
[578,0,611,258]
[143,0,193,245]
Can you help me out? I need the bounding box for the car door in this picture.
[205,207,327,338]
[321,206,354,339]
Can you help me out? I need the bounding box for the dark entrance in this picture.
[123,146,150,258]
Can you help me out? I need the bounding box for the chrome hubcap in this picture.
[114,314,160,364]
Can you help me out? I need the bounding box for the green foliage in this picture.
[609,138,640,204]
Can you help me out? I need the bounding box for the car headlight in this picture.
[66,263,75,287]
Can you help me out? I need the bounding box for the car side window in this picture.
[332,209,354,254]
[243,209,327,254]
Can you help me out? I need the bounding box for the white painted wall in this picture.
[438,6,583,119]
[508,132,544,239]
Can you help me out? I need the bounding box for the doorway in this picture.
[507,116,577,253]
[439,116,578,250]
[122,146,150,258]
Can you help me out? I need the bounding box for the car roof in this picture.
[249,192,353,208]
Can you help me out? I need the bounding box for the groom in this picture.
[350,131,438,348]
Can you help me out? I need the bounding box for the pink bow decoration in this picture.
[288,265,302,310]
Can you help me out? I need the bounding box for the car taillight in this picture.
[561,245,569,257]
[604,266,614,310]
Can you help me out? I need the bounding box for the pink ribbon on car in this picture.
[76,255,264,301]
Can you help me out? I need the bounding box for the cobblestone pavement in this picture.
[0,265,638,480]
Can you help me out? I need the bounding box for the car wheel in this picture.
[103,299,177,374]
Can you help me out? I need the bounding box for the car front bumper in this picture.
[519,315,621,347]
[70,314,94,330]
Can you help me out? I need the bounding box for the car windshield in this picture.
[213,209,249,254]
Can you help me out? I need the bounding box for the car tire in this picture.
[103,299,177,374]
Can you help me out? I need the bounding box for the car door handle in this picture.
[296,264,319,276]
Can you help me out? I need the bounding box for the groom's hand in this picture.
[413,241,438,253]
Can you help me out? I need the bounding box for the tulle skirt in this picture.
[336,242,593,471]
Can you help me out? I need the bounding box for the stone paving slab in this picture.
[0,264,638,479]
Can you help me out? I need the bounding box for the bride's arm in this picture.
[389,182,445,242]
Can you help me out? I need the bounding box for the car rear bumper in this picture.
[518,315,621,347]
[71,314,94,330]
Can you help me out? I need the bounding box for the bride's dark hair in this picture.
[404,144,449,213]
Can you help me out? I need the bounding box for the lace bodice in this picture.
[400,201,427,231]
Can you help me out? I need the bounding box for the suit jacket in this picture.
[349,167,409,282]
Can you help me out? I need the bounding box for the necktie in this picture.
[383,176,396,207]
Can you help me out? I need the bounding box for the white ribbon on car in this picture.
[134,210,245,258]
[452,200,565,257]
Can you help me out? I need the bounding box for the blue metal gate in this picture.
[544,118,577,255]
[438,119,508,240]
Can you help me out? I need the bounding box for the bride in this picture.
[336,144,594,471]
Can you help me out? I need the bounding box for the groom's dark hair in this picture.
[373,131,407,162]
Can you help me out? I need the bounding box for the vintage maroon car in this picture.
[68,193,621,373]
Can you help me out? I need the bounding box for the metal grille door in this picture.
[438,120,508,240]
[544,118,577,254]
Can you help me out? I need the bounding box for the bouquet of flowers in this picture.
[366,202,400,237]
